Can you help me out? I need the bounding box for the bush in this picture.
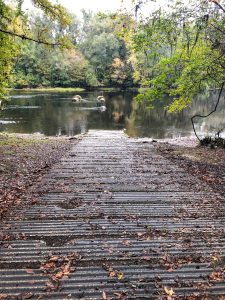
[200,136,225,148]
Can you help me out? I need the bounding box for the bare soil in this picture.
[0,134,78,219]
[156,139,225,196]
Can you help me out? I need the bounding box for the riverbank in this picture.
[9,86,139,94]
[0,133,82,219]
[11,87,86,93]
[155,138,225,196]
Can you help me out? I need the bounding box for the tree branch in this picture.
[0,28,61,46]
[210,22,225,35]
[191,81,225,141]
[211,0,225,13]
[30,0,71,26]
[31,0,61,20]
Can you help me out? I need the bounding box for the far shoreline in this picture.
[8,86,140,94]
[9,87,86,93]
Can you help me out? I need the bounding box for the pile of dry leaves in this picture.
[0,134,74,219]
[40,252,80,292]
[156,142,225,196]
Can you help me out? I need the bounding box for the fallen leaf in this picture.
[142,256,151,261]
[102,291,108,300]
[25,269,34,274]
[62,263,71,276]
[49,255,59,262]
[40,262,55,270]
[208,271,224,281]
[45,281,55,291]
[53,271,64,280]
[114,292,125,298]
[164,286,174,296]
[109,271,116,278]
[117,271,124,280]
[122,239,131,246]
[21,292,33,299]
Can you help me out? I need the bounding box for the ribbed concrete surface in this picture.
[0,130,225,299]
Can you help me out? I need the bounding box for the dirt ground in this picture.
[0,133,81,219]
[156,138,225,196]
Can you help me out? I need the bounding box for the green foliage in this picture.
[132,1,225,112]
[12,42,89,88]
[0,1,20,98]
[0,0,74,100]
[8,0,225,101]
[200,136,225,148]
[79,12,134,86]
[0,0,137,95]
[5,10,135,90]
[31,0,72,27]
[136,42,224,111]
[85,67,99,87]
[0,32,18,98]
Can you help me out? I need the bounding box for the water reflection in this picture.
[0,90,225,138]
[126,90,225,139]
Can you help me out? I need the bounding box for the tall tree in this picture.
[131,0,225,112]
[0,0,72,100]
[79,11,134,86]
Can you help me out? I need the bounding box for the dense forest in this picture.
[12,12,135,89]
[1,0,225,113]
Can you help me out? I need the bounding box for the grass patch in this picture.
[96,87,139,92]
[11,87,85,93]
[0,133,52,148]
[96,87,121,92]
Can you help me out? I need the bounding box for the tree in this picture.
[110,57,133,87]
[0,0,72,45]
[131,0,225,113]
[13,41,90,88]
[0,0,72,99]
[79,11,134,86]
[12,13,89,88]
[0,1,20,98]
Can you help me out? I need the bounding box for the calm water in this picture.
[0,90,225,139]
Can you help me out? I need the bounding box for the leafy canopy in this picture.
[132,0,225,112]
[0,0,73,99]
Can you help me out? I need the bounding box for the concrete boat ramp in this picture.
[0,130,225,299]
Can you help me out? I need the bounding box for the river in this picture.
[0,89,225,139]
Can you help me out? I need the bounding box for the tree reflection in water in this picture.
[1,90,225,138]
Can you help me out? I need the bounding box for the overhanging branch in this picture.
[0,28,62,46]
[32,0,62,20]
[191,81,225,141]
[212,0,225,13]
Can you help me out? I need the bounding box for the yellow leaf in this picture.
[117,271,124,280]
[212,256,219,262]
[164,286,174,296]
